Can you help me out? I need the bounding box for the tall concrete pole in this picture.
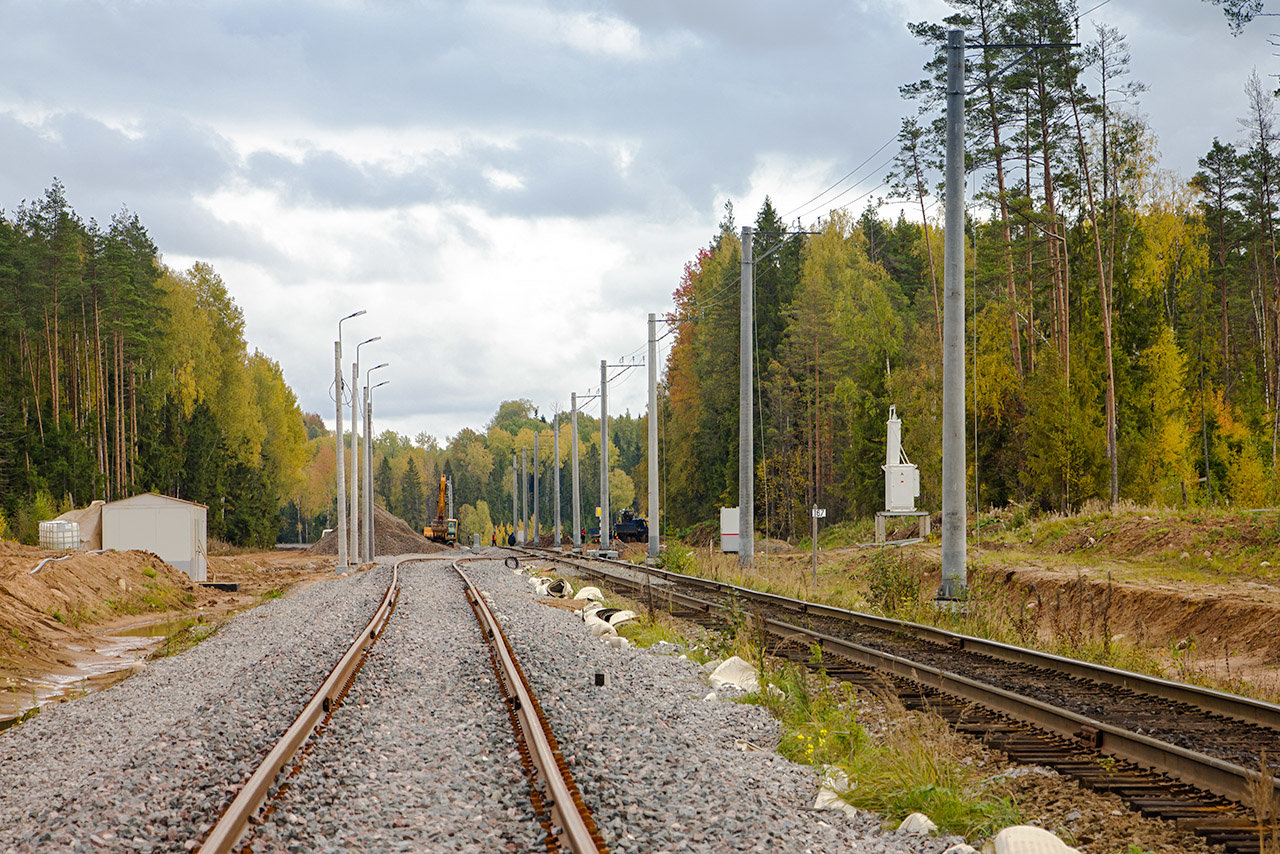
[571,392,581,551]
[349,357,360,563]
[363,388,371,562]
[521,448,528,544]
[511,453,517,544]
[532,431,540,546]
[334,341,347,570]
[553,415,562,548]
[599,359,610,552]
[332,309,364,570]
[647,313,660,559]
[939,27,969,600]
[364,377,387,561]
[739,225,755,568]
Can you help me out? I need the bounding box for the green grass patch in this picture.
[150,617,223,659]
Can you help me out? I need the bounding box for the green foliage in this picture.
[656,543,698,575]
[865,550,922,615]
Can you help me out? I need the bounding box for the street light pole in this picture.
[351,335,380,565]
[363,362,388,561]
[366,378,388,560]
[334,309,365,571]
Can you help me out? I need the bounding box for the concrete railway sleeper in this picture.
[523,547,1280,853]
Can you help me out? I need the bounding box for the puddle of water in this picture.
[1,622,186,732]
[109,617,196,639]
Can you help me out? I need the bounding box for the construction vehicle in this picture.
[609,509,650,543]
[423,475,458,545]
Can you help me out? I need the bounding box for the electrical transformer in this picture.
[883,406,919,512]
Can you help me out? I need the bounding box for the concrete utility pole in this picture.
[351,335,379,563]
[334,340,347,570]
[333,309,364,571]
[599,359,610,552]
[939,27,968,601]
[362,363,387,562]
[365,377,388,561]
[739,225,755,568]
[511,454,517,544]
[571,392,581,551]
[362,388,370,562]
[521,448,528,544]
[532,431,540,547]
[648,313,660,560]
[553,415,562,548]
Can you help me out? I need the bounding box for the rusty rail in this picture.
[196,560,403,854]
[454,559,607,853]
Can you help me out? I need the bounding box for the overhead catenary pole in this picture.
[939,27,968,601]
[532,431,540,547]
[739,225,755,568]
[599,359,610,552]
[648,313,659,559]
[553,414,562,548]
[511,453,517,544]
[521,447,528,544]
[571,392,581,551]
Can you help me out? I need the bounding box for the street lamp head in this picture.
[372,380,390,391]
[359,335,381,347]
[343,309,367,322]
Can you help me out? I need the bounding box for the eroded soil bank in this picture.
[0,542,335,722]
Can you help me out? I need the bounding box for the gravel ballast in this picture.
[0,552,964,853]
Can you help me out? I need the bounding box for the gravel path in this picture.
[0,552,965,853]
[0,567,389,853]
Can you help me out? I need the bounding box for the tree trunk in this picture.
[1070,84,1118,504]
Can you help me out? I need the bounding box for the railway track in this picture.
[197,555,605,853]
[524,547,1280,853]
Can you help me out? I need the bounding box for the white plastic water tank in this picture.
[38,519,81,550]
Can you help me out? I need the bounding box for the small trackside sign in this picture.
[812,508,826,518]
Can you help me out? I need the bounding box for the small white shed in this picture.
[102,493,208,582]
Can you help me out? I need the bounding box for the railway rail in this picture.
[523,546,1280,853]
[198,555,605,854]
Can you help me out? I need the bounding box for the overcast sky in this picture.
[1,0,1275,443]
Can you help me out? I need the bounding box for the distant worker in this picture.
[508,531,516,547]
[492,531,497,547]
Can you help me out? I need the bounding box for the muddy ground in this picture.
[0,542,337,722]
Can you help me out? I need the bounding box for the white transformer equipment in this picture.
[883,405,919,512]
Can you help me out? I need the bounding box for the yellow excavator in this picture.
[423,475,458,545]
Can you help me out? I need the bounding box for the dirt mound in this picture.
[307,504,449,557]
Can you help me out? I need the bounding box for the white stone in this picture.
[897,812,937,835]
[943,845,980,854]
[708,656,759,693]
[586,616,617,638]
[988,825,1080,854]
[813,767,861,819]
[605,635,630,650]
